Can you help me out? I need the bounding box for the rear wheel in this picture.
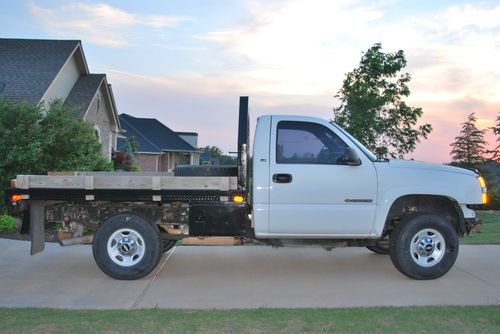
[93,213,162,280]
[389,212,459,280]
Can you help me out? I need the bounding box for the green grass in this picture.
[0,306,499,334]
[461,211,500,244]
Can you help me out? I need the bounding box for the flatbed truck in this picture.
[5,97,486,280]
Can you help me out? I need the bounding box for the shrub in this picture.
[0,214,16,232]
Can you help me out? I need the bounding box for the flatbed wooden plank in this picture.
[16,175,238,191]
[22,175,85,189]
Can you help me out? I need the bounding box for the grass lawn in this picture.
[0,306,499,334]
[461,211,500,244]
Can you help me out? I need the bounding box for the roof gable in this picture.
[65,74,105,116]
[0,38,83,104]
[118,114,197,153]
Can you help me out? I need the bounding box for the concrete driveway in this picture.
[0,238,499,309]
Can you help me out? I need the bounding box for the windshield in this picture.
[330,122,377,161]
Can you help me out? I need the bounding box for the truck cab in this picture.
[252,114,485,279]
[252,115,484,239]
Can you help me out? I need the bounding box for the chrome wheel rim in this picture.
[410,228,445,267]
[107,228,145,267]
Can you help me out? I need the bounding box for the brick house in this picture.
[0,38,121,159]
[118,114,200,172]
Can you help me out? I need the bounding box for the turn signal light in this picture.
[11,194,22,202]
[233,195,245,203]
[482,193,488,205]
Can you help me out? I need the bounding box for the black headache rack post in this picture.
[4,96,252,255]
[237,96,249,191]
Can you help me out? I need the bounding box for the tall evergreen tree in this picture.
[450,113,486,165]
[490,112,500,162]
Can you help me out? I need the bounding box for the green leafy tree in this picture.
[204,146,223,159]
[38,101,113,172]
[202,146,236,165]
[0,99,113,212]
[333,43,432,158]
[450,113,486,165]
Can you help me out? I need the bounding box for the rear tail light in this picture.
[11,194,22,202]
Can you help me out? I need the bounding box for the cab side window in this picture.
[276,121,348,165]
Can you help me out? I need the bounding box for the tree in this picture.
[37,101,113,172]
[0,99,113,211]
[490,112,500,162]
[450,113,487,165]
[333,43,432,158]
[113,137,140,171]
[203,146,223,159]
[202,146,236,165]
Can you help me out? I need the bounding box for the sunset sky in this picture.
[1,0,498,162]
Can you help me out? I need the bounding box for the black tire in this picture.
[389,212,459,280]
[93,213,162,280]
[366,245,389,255]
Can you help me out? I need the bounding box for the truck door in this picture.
[268,116,377,236]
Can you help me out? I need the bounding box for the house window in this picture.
[94,125,101,143]
[276,121,348,165]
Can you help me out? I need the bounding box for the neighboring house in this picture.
[0,38,121,159]
[118,114,200,172]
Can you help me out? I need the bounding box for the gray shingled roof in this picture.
[65,74,105,117]
[118,114,197,153]
[0,38,80,104]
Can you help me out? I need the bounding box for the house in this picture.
[118,114,200,172]
[0,38,121,159]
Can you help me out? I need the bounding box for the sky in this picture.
[1,0,499,162]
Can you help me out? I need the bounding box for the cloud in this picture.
[197,1,500,100]
[29,2,194,47]
[76,0,499,161]
[193,0,500,162]
[196,0,384,95]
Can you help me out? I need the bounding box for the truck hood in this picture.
[386,159,477,176]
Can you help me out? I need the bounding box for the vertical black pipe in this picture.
[237,96,249,190]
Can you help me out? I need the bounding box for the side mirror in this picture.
[342,147,362,166]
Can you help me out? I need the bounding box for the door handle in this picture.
[273,173,293,183]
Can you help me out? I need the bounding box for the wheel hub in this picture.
[410,228,445,267]
[117,237,137,256]
[107,228,146,267]
[416,237,435,256]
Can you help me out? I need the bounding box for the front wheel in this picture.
[93,213,162,280]
[389,213,459,280]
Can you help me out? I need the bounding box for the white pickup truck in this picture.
[6,97,486,280]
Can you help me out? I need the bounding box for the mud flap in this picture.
[29,200,45,255]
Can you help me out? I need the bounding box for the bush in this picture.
[0,214,16,232]
[0,98,113,213]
